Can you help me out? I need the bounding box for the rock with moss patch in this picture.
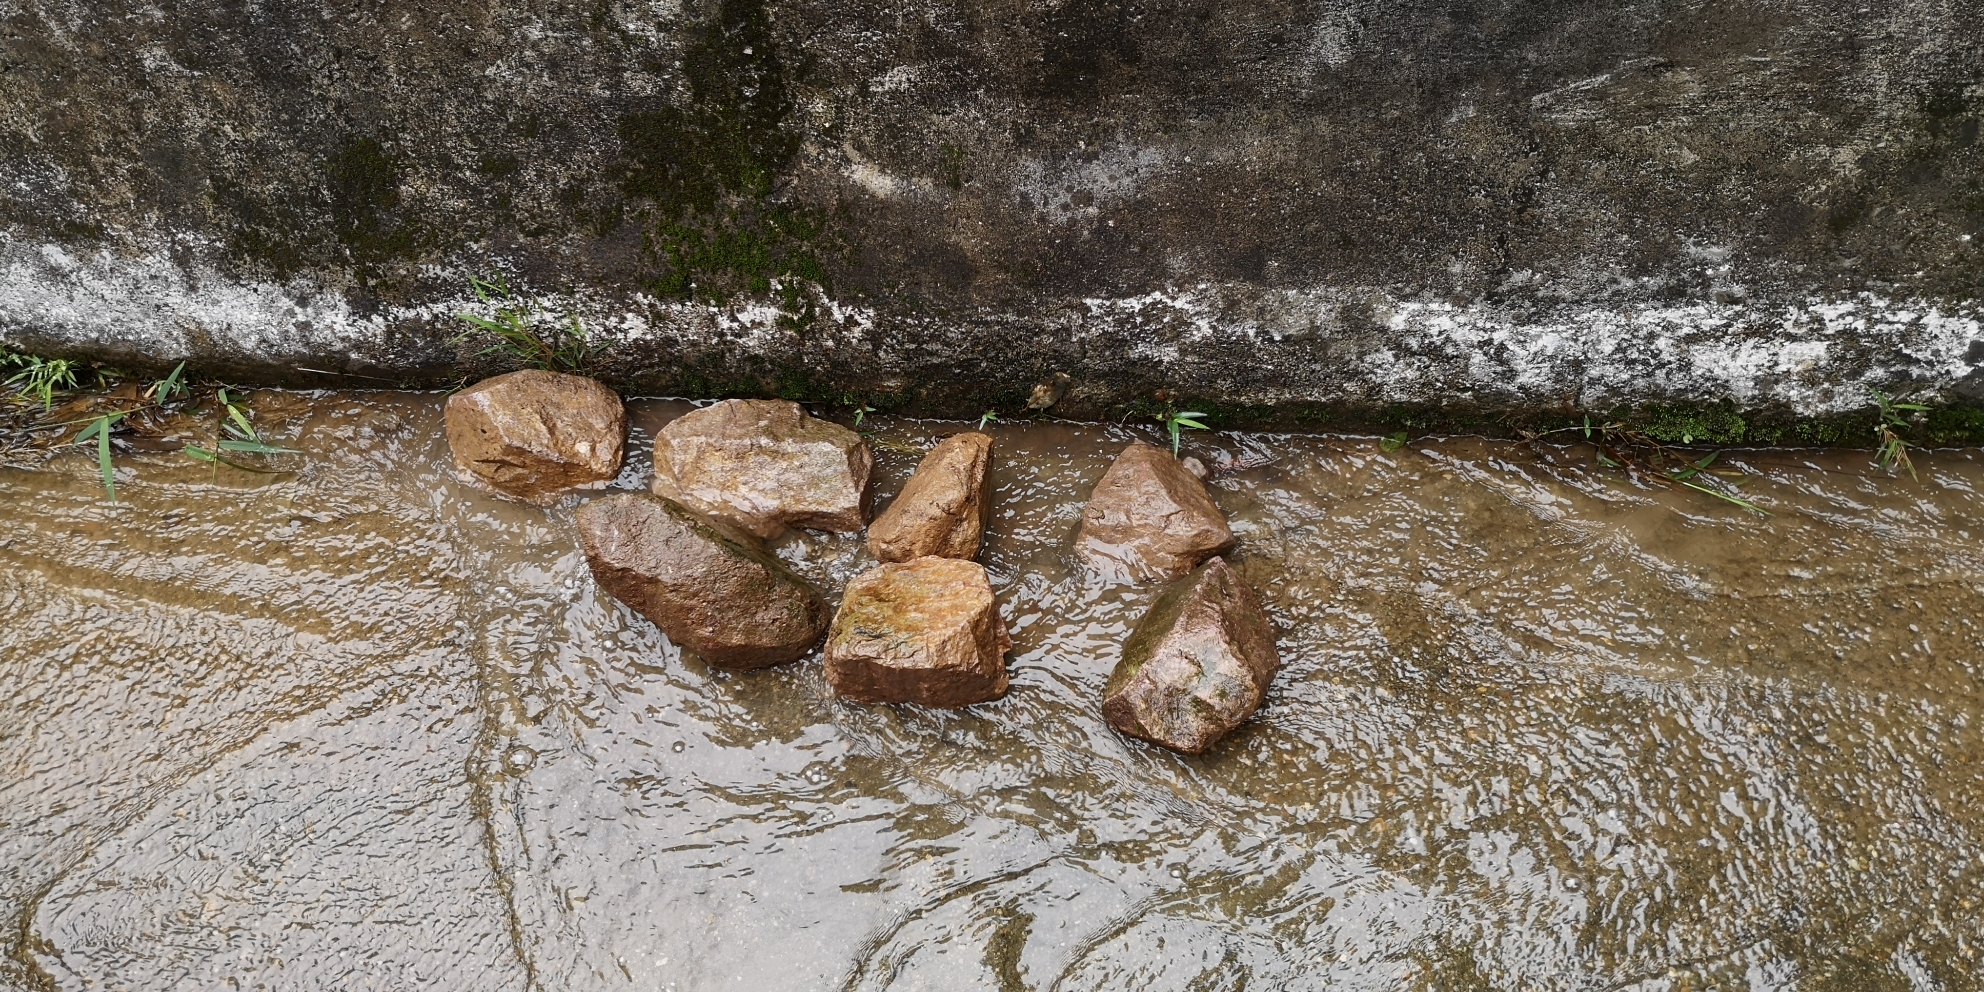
[1076,441,1234,582]
[444,369,625,504]
[651,399,873,538]
[868,431,994,562]
[577,492,828,669]
[825,556,1012,708]
[1102,557,1280,754]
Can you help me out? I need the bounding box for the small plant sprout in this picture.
[853,403,877,428]
[1161,410,1209,455]
[977,410,999,431]
[74,411,126,500]
[1870,388,1927,481]
[453,275,595,373]
[5,353,80,411]
[185,388,298,476]
[147,361,189,403]
[1525,418,1768,515]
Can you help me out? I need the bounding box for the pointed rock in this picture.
[1076,442,1234,582]
[868,432,994,562]
[1027,371,1072,410]
[444,370,625,504]
[825,557,1012,708]
[650,399,873,538]
[1102,557,1280,754]
[577,493,828,669]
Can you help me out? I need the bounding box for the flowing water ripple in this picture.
[3,395,1982,990]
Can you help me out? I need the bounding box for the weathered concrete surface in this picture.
[2,0,1982,423]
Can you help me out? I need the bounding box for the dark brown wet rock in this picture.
[443,369,625,504]
[1027,372,1072,411]
[825,557,1011,708]
[576,493,828,669]
[1102,557,1280,754]
[1076,442,1234,582]
[651,399,873,539]
[868,432,993,563]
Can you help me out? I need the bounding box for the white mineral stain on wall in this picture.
[3,233,1979,415]
[1016,143,1168,221]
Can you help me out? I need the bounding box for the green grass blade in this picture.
[152,361,188,402]
[96,422,116,501]
[218,439,300,455]
[186,445,285,473]
[224,403,257,440]
[1676,479,1767,515]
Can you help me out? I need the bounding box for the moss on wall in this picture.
[615,0,828,311]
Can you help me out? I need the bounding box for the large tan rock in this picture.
[576,493,828,669]
[650,399,873,538]
[1102,557,1280,754]
[1076,441,1234,582]
[868,432,993,562]
[444,370,625,504]
[824,557,1012,708]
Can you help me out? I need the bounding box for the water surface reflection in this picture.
[2,393,1980,990]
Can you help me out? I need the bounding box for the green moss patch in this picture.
[615,0,828,313]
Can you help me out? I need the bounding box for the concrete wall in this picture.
[2,0,1981,423]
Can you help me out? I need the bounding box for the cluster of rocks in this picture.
[443,370,1281,753]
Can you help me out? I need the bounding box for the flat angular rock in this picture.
[444,369,625,504]
[1076,442,1234,582]
[868,432,993,562]
[576,493,828,669]
[825,557,1012,708]
[1102,557,1280,754]
[651,399,874,538]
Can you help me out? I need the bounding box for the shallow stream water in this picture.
[3,393,1983,991]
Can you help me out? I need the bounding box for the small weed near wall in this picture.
[2,352,301,502]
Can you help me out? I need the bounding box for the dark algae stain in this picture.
[219,136,422,285]
[616,0,827,307]
[322,137,420,277]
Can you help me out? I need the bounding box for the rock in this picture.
[576,493,828,669]
[651,399,873,539]
[1076,442,1235,582]
[1102,557,1280,754]
[443,370,625,504]
[868,432,993,562]
[824,557,1012,708]
[1027,372,1072,411]
[1180,455,1209,480]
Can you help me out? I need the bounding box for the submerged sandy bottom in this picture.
[3,392,1982,991]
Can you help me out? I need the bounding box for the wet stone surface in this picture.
[1103,556,1281,754]
[577,492,829,669]
[867,431,993,563]
[825,556,1011,708]
[1078,441,1236,582]
[651,399,873,539]
[5,392,1984,989]
[444,369,625,504]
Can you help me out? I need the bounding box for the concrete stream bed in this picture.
[3,393,1982,990]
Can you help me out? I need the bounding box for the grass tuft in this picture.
[1870,388,1927,481]
[1525,417,1769,515]
[452,275,596,373]
[1160,409,1209,456]
[5,352,80,411]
